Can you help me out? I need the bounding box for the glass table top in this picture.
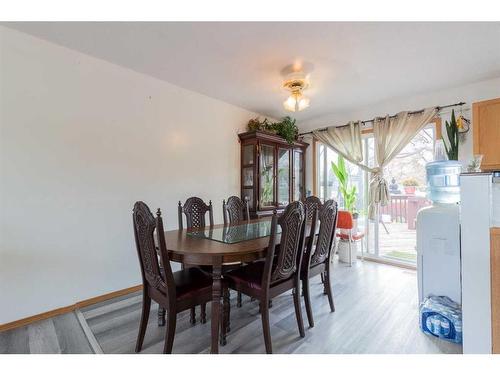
[186,221,281,244]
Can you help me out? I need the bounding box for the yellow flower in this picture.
[457,116,464,130]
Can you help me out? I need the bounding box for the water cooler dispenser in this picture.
[416,160,463,343]
[417,161,462,304]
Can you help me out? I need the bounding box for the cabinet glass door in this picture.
[259,144,275,208]
[293,150,304,201]
[277,148,290,206]
[242,144,254,166]
[242,144,255,210]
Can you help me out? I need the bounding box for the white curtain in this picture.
[312,121,364,165]
[313,107,439,218]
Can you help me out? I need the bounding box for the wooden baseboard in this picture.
[0,284,142,333]
[0,305,76,333]
[75,285,142,309]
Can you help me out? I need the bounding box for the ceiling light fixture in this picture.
[283,72,310,112]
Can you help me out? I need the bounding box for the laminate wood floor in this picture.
[0,260,462,354]
[0,310,93,354]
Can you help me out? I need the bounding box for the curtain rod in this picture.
[298,101,466,136]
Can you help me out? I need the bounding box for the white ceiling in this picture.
[5,22,500,127]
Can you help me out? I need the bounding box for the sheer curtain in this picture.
[313,121,364,165]
[313,107,438,217]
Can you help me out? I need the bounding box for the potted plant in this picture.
[331,156,359,264]
[331,155,357,217]
[402,178,419,195]
[442,109,459,160]
[246,116,299,145]
[273,116,299,145]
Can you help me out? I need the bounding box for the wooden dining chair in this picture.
[222,196,250,225]
[223,201,307,353]
[304,195,323,221]
[178,197,214,230]
[132,201,213,354]
[222,196,250,308]
[172,196,214,325]
[301,199,338,328]
[304,196,327,285]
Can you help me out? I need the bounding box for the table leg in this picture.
[211,263,222,354]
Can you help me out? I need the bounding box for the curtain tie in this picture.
[368,169,390,220]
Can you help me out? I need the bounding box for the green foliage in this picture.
[273,116,299,145]
[442,109,459,160]
[402,178,419,187]
[331,156,357,213]
[247,117,273,132]
[246,116,299,144]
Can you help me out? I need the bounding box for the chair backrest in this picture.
[262,201,306,286]
[223,196,250,225]
[309,199,338,266]
[178,197,214,230]
[132,201,174,299]
[304,195,323,221]
[337,210,353,230]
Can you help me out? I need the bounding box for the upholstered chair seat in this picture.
[170,268,213,300]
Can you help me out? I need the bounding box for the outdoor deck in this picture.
[378,222,417,262]
[359,221,417,263]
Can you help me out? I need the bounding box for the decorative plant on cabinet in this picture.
[246,116,299,145]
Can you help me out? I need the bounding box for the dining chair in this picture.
[222,196,250,225]
[303,196,325,285]
[132,201,213,354]
[173,196,214,325]
[223,201,307,353]
[178,196,214,230]
[301,199,339,328]
[222,196,250,309]
[304,195,323,221]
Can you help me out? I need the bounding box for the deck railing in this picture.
[379,193,431,230]
[380,194,409,223]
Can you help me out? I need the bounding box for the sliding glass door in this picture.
[316,122,438,264]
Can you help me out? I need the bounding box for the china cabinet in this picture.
[238,130,308,218]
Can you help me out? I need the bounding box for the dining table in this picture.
[163,217,316,354]
[163,218,274,353]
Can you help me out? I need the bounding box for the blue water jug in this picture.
[426,161,462,204]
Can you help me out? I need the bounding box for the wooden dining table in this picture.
[163,218,274,354]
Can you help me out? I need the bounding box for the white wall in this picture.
[0,27,261,324]
[300,76,500,193]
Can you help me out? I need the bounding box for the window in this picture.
[316,143,366,213]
